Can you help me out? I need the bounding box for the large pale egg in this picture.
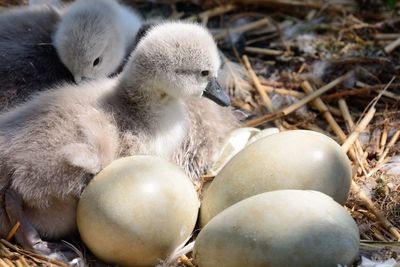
[194,190,360,267]
[77,156,200,267]
[200,130,351,226]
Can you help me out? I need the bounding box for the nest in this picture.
[1,0,400,266]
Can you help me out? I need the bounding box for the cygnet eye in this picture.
[201,70,210,77]
[93,57,102,67]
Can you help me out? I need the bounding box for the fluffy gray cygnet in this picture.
[0,0,141,111]
[132,23,239,180]
[54,0,142,82]
[0,21,231,259]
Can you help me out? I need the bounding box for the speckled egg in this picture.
[77,156,199,267]
[200,130,351,226]
[195,190,360,267]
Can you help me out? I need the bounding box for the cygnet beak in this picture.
[203,77,230,107]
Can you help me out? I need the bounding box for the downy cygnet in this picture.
[0,21,229,259]
[0,0,141,110]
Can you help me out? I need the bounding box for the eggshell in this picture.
[200,130,351,226]
[209,127,260,175]
[77,156,199,267]
[194,190,360,267]
[247,127,280,145]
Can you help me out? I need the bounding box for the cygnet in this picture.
[0,21,230,259]
[130,22,239,180]
[0,0,141,110]
[54,0,142,82]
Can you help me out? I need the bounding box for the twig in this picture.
[341,107,376,153]
[370,226,387,241]
[351,180,400,240]
[343,78,400,239]
[242,55,284,130]
[0,259,9,267]
[169,4,184,20]
[179,255,195,267]
[328,106,343,118]
[322,85,400,102]
[186,4,237,24]
[377,90,400,101]
[2,259,12,267]
[0,239,69,267]
[384,37,400,53]
[340,75,394,153]
[16,258,29,267]
[6,222,20,241]
[338,99,365,157]
[378,126,388,156]
[214,18,270,40]
[374,33,400,40]
[245,72,351,127]
[260,80,299,89]
[244,46,284,56]
[322,88,371,101]
[338,98,368,176]
[263,86,305,98]
[200,174,215,185]
[230,0,351,13]
[377,130,400,165]
[301,81,346,140]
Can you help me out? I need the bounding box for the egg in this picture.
[77,156,200,267]
[194,190,360,267]
[200,130,351,226]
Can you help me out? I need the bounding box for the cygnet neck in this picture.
[102,69,187,159]
[103,65,184,133]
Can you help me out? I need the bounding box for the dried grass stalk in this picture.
[214,18,270,40]
[377,130,400,165]
[351,180,400,240]
[384,37,400,53]
[186,4,237,24]
[244,46,284,56]
[246,72,351,127]
[242,55,284,130]
[263,86,305,98]
[341,107,376,153]
[338,99,365,157]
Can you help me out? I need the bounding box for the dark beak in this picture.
[203,78,230,107]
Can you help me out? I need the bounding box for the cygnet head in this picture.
[126,21,230,106]
[54,0,125,83]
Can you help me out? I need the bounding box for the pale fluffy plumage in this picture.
[0,80,119,238]
[0,22,234,246]
[54,0,142,82]
[0,0,141,111]
[0,5,73,110]
[174,98,238,180]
